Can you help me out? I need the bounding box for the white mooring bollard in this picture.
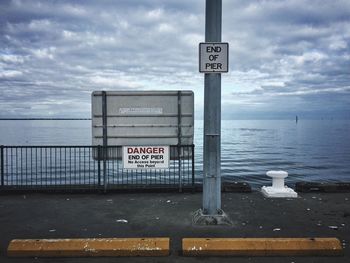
[261,170,298,198]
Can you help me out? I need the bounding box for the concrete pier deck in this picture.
[0,191,349,262]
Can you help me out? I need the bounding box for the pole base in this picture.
[192,209,232,226]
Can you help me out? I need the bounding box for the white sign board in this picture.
[199,42,229,73]
[123,146,170,169]
[91,91,194,147]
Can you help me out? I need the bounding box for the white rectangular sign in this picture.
[199,42,229,73]
[91,91,194,148]
[123,146,170,169]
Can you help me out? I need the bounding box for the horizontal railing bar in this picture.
[2,145,194,148]
[93,92,193,97]
[93,124,193,128]
[2,146,98,148]
[93,114,193,118]
[94,135,193,139]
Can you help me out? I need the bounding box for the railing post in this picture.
[102,91,108,193]
[103,147,107,193]
[1,145,4,187]
[177,145,182,192]
[177,91,183,192]
[97,146,101,187]
[192,144,195,192]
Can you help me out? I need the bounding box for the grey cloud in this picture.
[0,0,349,119]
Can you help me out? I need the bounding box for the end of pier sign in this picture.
[123,146,170,169]
[199,42,229,73]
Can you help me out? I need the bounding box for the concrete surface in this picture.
[182,238,342,256]
[8,238,170,257]
[0,191,349,262]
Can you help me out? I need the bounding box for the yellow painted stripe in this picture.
[182,238,343,256]
[8,238,170,257]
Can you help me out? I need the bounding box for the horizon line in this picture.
[0,118,91,120]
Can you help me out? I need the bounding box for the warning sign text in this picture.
[123,146,169,169]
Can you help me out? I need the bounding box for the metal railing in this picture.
[0,145,194,192]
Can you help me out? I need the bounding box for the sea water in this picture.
[0,119,349,187]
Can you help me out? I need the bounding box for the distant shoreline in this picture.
[0,118,91,120]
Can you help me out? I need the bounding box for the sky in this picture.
[0,0,350,119]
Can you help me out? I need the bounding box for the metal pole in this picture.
[203,0,222,215]
[97,146,101,187]
[102,91,108,193]
[177,91,183,192]
[192,144,195,193]
[1,145,4,187]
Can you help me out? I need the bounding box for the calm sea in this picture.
[0,119,349,187]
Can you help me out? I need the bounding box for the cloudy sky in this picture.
[1,0,349,119]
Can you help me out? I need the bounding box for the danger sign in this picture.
[199,42,229,73]
[123,146,170,169]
